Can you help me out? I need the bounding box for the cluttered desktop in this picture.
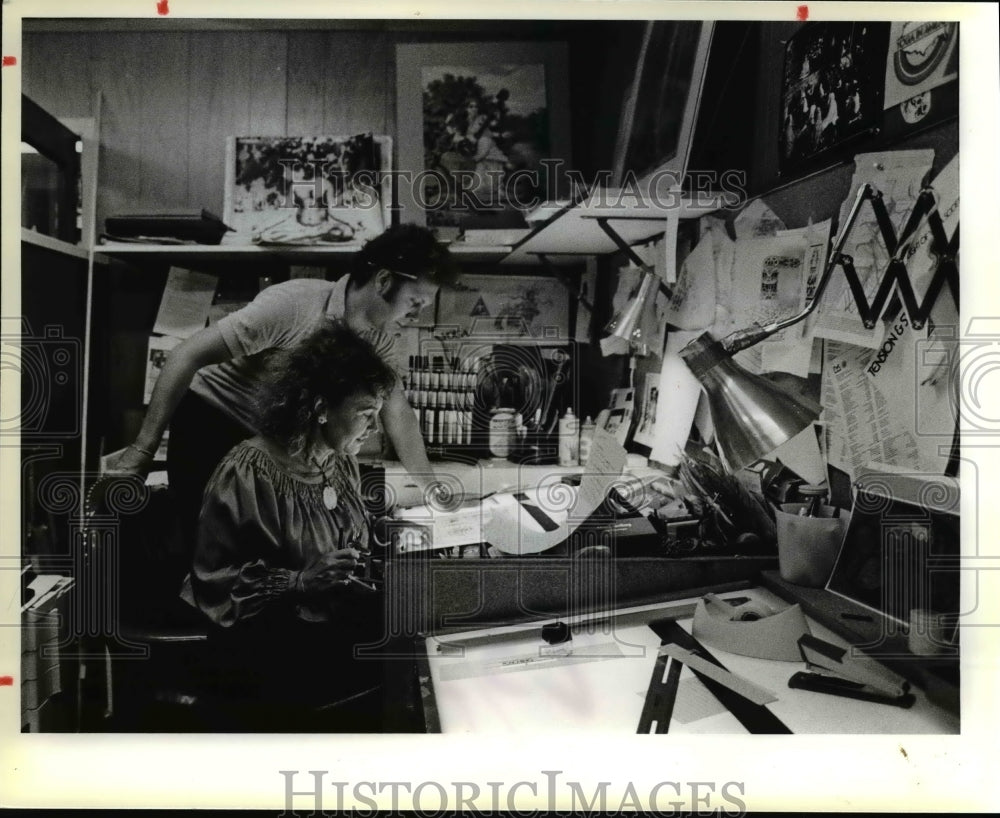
[363,427,960,735]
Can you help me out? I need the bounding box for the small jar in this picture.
[489,408,517,458]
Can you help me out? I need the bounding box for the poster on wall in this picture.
[778,22,889,178]
[435,275,570,339]
[881,22,959,138]
[883,22,959,110]
[222,134,392,246]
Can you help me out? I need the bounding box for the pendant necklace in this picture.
[312,457,338,511]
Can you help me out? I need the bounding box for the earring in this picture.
[318,414,327,425]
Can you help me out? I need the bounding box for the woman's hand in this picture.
[295,548,361,595]
[104,444,154,478]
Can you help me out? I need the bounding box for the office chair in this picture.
[81,473,221,731]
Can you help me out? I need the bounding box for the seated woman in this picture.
[181,323,397,731]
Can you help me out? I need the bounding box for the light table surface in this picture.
[420,586,959,734]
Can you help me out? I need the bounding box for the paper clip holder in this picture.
[788,634,915,709]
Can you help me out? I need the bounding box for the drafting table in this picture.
[416,587,959,735]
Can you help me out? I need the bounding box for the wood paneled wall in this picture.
[22,23,639,235]
[23,29,395,231]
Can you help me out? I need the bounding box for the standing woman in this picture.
[181,323,397,731]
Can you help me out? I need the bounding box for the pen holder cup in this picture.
[775,504,851,588]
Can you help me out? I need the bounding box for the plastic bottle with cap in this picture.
[558,407,579,466]
[578,415,596,466]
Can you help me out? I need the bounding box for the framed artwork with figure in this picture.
[395,42,571,232]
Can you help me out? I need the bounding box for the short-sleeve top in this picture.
[180,437,369,627]
[190,277,400,433]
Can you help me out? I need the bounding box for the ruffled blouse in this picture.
[181,437,369,627]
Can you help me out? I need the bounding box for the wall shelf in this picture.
[97,240,513,268]
[97,240,357,265]
[22,228,92,261]
[501,189,728,265]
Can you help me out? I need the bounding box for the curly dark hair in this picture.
[256,322,396,455]
[351,223,459,289]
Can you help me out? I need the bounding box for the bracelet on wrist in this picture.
[128,443,155,458]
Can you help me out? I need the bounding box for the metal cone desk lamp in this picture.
[678,332,818,472]
[602,269,664,358]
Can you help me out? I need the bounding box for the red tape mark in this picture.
[796,5,809,20]
[2,56,17,67]
[0,676,14,686]
[157,0,169,14]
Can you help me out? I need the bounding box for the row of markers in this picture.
[403,356,480,446]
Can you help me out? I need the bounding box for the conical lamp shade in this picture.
[603,270,661,357]
[679,332,818,471]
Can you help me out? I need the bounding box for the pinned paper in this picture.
[650,330,703,467]
[153,267,217,339]
[691,594,811,662]
[664,233,717,330]
[733,198,787,239]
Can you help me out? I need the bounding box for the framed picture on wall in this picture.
[395,42,571,232]
[222,134,392,246]
[434,275,570,340]
[778,22,890,178]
